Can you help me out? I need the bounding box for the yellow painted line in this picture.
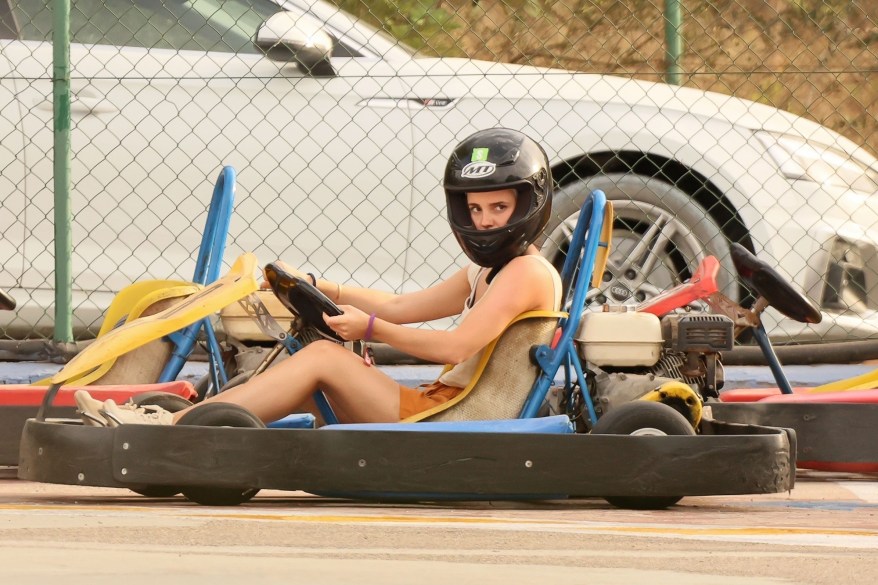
[204,513,540,524]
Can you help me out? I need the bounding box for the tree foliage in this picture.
[329,0,459,55]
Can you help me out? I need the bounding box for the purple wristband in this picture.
[364,313,376,341]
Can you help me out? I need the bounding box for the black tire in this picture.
[128,392,193,498]
[131,391,193,412]
[176,402,265,427]
[543,173,735,307]
[193,374,212,401]
[177,403,264,506]
[194,369,253,400]
[591,401,695,510]
[130,485,183,498]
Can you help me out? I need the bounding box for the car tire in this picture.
[543,173,736,307]
[177,403,264,506]
[591,400,695,509]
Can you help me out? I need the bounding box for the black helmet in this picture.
[444,128,552,269]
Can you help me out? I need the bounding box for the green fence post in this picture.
[664,0,683,85]
[52,0,73,345]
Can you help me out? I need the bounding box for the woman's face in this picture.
[466,189,517,230]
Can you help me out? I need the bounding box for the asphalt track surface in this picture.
[0,470,876,585]
[1,362,877,584]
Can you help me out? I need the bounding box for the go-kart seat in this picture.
[401,310,564,422]
[32,280,200,387]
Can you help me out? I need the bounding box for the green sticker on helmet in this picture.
[471,148,489,162]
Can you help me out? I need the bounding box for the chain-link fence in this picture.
[1,0,877,355]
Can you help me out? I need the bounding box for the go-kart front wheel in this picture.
[176,403,265,506]
[591,401,695,510]
[128,392,194,499]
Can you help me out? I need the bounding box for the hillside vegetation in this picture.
[336,0,878,156]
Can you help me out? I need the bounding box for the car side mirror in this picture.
[255,12,335,77]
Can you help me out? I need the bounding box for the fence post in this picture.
[52,0,73,345]
[664,0,683,85]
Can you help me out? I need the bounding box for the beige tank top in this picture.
[438,255,562,389]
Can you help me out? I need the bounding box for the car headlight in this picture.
[756,130,878,193]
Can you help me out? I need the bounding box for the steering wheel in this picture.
[0,288,15,311]
[263,263,344,341]
[729,243,822,324]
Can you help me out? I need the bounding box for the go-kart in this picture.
[16,190,795,508]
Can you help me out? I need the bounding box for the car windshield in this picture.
[16,0,285,53]
[280,0,421,59]
[14,0,419,58]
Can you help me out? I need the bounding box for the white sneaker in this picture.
[100,399,174,427]
[74,390,108,427]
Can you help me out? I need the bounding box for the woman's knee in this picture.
[300,340,349,362]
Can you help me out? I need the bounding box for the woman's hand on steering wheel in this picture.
[324,305,371,341]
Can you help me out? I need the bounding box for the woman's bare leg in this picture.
[172,341,400,424]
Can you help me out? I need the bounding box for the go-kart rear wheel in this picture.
[177,403,264,506]
[591,401,695,510]
[128,392,194,498]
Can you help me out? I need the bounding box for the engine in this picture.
[575,308,734,415]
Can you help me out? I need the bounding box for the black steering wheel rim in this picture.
[263,263,344,341]
[729,243,822,324]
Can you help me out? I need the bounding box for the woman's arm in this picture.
[326,256,555,364]
[321,267,472,324]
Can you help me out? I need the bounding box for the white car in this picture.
[1,0,878,344]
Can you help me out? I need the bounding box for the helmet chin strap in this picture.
[486,259,512,284]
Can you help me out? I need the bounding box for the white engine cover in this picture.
[576,310,663,367]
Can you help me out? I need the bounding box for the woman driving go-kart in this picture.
[74,127,562,427]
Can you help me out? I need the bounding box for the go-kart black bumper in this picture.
[711,402,878,471]
[17,417,795,499]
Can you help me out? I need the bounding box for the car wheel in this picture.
[591,400,695,509]
[543,173,736,307]
[177,403,264,506]
[128,392,193,498]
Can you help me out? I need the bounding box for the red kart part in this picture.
[0,380,196,407]
[0,381,196,466]
[637,256,720,316]
[719,387,808,402]
[720,387,878,403]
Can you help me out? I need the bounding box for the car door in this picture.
[8,0,413,336]
[0,3,28,330]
